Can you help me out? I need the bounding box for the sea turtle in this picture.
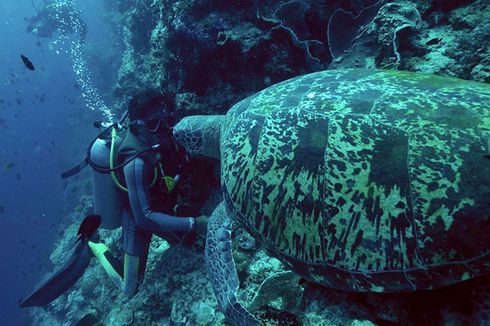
[172,69,490,325]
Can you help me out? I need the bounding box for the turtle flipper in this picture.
[205,202,259,326]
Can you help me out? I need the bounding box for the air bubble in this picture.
[50,0,114,122]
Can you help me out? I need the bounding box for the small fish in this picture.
[16,98,22,106]
[16,173,21,180]
[20,54,35,71]
[0,205,4,213]
[426,37,442,46]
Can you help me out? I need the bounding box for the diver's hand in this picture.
[194,215,209,236]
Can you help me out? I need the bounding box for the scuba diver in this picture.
[20,89,209,306]
[26,0,87,43]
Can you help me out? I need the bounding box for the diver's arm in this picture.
[124,157,194,232]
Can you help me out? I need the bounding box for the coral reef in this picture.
[331,0,490,81]
[108,0,490,113]
[28,0,489,325]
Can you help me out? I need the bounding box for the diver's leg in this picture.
[206,202,259,326]
[88,241,124,291]
[122,254,140,297]
[121,211,152,297]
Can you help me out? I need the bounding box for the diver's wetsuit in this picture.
[18,147,192,304]
[89,131,194,296]
[19,116,195,305]
[122,156,193,257]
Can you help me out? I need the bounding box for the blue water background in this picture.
[0,1,118,324]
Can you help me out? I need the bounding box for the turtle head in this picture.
[173,115,225,160]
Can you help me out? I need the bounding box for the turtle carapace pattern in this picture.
[173,69,490,325]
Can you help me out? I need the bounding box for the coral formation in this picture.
[332,0,490,80]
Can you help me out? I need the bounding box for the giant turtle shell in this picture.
[220,69,490,292]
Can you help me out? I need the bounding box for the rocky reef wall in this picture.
[110,0,489,117]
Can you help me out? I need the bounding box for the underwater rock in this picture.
[428,0,476,13]
[111,0,341,116]
[329,0,490,77]
[113,1,162,102]
[327,0,385,60]
[412,0,490,77]
[330,1,422,69]
[256,305,302,325]
[471,57,490,83]
[74,312,101,326]
[371,2,422,67]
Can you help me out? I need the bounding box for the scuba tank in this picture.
[89,131,124,230]
[61,110,168,230]
[62,112,129,230]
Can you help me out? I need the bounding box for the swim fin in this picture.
[19,215,101,307]
[77,215,101,241]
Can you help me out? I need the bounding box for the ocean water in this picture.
[0,1,117,324]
